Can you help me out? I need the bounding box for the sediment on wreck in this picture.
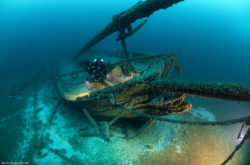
[149,79,250,102]
[80,77,250,103]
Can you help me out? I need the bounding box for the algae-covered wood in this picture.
[57,53,192,118]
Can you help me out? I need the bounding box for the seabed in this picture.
[0,81,248,165]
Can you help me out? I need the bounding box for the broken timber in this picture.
[74,0,184,59]
[150,79,250,102]
[80,78,250,102]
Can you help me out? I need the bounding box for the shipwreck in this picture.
[15,0,250,164]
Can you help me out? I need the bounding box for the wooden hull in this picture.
[57,53,192,118]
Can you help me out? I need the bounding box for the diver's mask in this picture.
[88,58,107,81]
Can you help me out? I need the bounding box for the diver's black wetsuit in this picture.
[87,59,107,81]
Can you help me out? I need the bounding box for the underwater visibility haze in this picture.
[0,0,250,164]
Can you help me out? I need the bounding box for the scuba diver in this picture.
[87,58,107,81]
